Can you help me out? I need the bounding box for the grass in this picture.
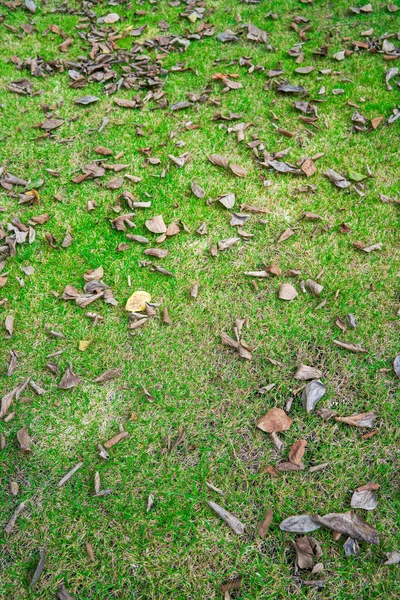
[0,0,399,598]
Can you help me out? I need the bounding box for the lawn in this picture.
[0,0,399,598]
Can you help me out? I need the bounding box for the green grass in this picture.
[0,0,399,598]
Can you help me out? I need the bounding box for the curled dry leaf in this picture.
[30,548,46,587]
[294,536,322,570]
[207,501,245,535]
[145,215,167,234]
[295,364,322,380]
[209,154,229,169]
[313,512,379,545]
[280,515,321,533]
[125,291,151,312]
[302,380,326,413]
[256,408,292,433]
[288,439,308,465]
[83,266,104,282]
[276,460,305,472]
[279,283,298,301]
[350,489,378,511]
[257,508,273,538]
[305,279,323,297]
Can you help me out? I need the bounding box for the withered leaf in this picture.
[294,536,316,570]
[279,283,298,300]
[229,163,248,178]
[313,512,379,544]
[58,584,75,600]
[394,355,400,378]
[30,548,46,587]
[207,501,245,535]
[58,365,82,389]
[218,193,235,209]
[335,412,376,428]
[289,439,308,465]
[302,380,326,413]
[295,364,322,380]
[301,158,316,177]
[58,462,83,487]
[384,551,400,565]
[278,228,295,243]
[276,460,305,471]
[209,154,229,169]
[280,515,321,533]
[344,536,360,557]
[218,237,239,251]
[126,291,151,312]
[351,489,378,511]
[104,431,129,449]
[40,119,63,131]
[257,408,292,433]
[5,315,15,337]
[324,169,351,189]
[61,227,73,248]
[305,279,323,297]
[5,502,26,534]
[7,350,18,376]
[17,426,31,452]
[333,340,367,353]
[94,369,121,384]
[145,215,167,234]
[257,508,273,538]
[75,96,99,105]
[191,180,205,198]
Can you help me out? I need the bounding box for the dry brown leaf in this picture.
[17,426,31,452]
[145,215,167,234]
[257,508,273,538]
[277,228,295,243]
[104,431,129,449]
[207,501,245,535]
[295,364,322,380]
[333,340,367,353]
[335,412,376,428]
[257,408,292,433]
[288,439,308,465]
[279,283,298,300]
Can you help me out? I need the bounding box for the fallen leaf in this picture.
[125,291,151,312]
[335,412,376,428]
[17,426,31,452]
[279,283,298,300]
[218,193,235,209]
[295,364,322,380]
[257,508,273,538]
[30,548,46,587]
[351,489,378,511]
[94,369,121,383]
[333,340,367,353]
[384,551,400,565]
[58,365,82,389]
[257,408,292,433]
[104,431,129,449]
[344,536,360,557]
[393,355,400,378]
[302,380,326,413]
[191,180,205,198]
[145,215,167,234]
[207,501,245,535]
[313,512,379,544]
[289,439,308,465]
[277,228,295,243]
[280,515,321,533]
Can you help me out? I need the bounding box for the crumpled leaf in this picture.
[280,515,321,533]
[294,536,322,570]
[313,512,379,545]
[209,154,229,169]
[344,537,360,557]
[191,180,205,198]
[324,169,351,189]
[256,408,292,433]
[384,551,400,565]
[207,501,245,535]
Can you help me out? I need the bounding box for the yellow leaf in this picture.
[79,340,91,351]
[125,290,151,312]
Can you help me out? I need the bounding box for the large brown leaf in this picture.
[313,512,379,544]
[257,408,292,433]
